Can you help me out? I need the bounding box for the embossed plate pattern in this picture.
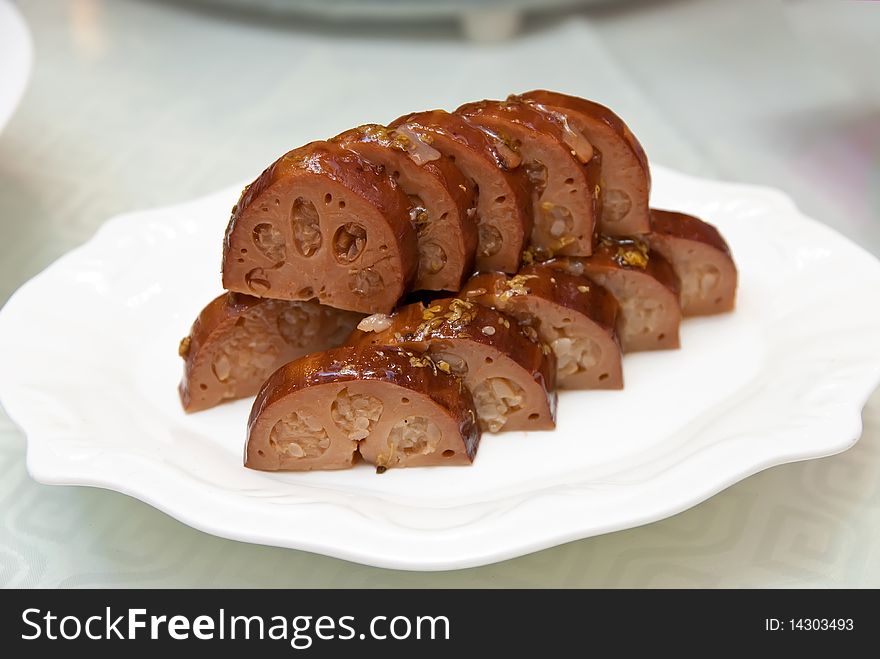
[1,165,879,570]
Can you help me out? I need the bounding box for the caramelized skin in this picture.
[518,90,651,236]
[178,292,362,412]
[189,91,744,473]
[522,265,619,332]
[650,210,731,255]
[247,345,481,471]
[222,140,418,314]
[389,109,533,273]
[461,267,623,389]
[580,237,680,297]
[545,237,682,352]
[648,209,738,316]
[348,298,557,432]
[456,99,601,258]
[332,124,478,292]
[462,267,620,334]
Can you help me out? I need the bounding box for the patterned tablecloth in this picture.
[1,0,878,587]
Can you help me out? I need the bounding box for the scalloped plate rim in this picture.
[2,165,880,571]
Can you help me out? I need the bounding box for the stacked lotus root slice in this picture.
[178,90,738,473]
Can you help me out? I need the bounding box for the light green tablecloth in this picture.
[1,0,878,587]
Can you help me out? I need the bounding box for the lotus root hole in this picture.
[622,296,663,337]
[564,177,574,185]
[387,415,441,458]
[333,223,367,264]
[292,198,322,257]
[324,193,332,204]
[442,450,455,458]
[349,268,383,297]
[604,189,633,223]
[199,383,207,391]
[524,161,547,196]
[210,318,280,386]
[551,332,603,376]
[408,194,428,229]
[528,413,540,421]
[495,195,506,204]
[277,303,322,346]
[253,222,287,263]
[338,200,346,209]
[472,377,526,433]
[599,373,609,381]
[269,411,329,459]
[478,224,503,257]
[331,388,383,441]
[420,242,448,275]
[297,287,314,299]
[401,397,410,404]
[683,264,722,308]
[484,356,494,365]
[540,202,574,239]
[244,267,271,294]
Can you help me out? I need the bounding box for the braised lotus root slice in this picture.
[349,298,557,433]
[545,237,681,352]
[456,99,600,258]
[332,124,478,292]
[646,209,738,316]
[221,140,418,314]
[245,346,481,472]
[178,292,362,413]
[388,109,533,273]
[518,90,652,237]
[461,266,622,390]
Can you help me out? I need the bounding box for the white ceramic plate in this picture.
[2,166,879,571]
[0,0,32,133]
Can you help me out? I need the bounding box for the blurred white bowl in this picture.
[182,0,608,41]
[0,0,32,133]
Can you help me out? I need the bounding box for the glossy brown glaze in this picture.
[545,237,682,352]
[648,209,737,316]
[222,140,418,314]
[456,99,600,258]
[461,266,623,389]
[332,124,478,292]
[389,109,533,274]
[178,293,362,413]
[349,298,557,432]
[518,90,652,237]
[246,345,480,471]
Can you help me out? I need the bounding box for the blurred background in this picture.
[0,0,878,587]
